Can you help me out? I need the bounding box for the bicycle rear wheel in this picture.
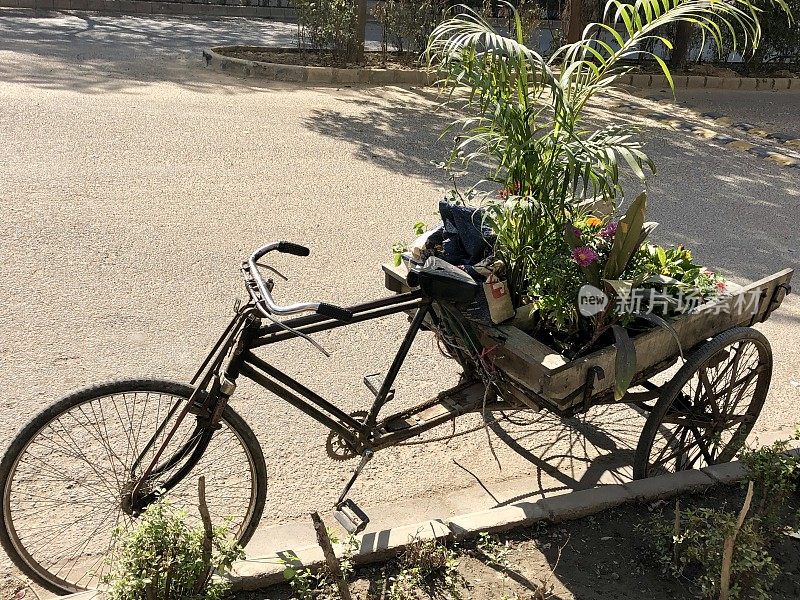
[0,378,267,595]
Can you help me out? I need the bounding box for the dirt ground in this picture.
[238,483,800,600]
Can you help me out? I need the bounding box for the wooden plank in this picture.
[543,268,794,409]
[383,262,411,293]
[475,324,565,396]
[382,262,411,292]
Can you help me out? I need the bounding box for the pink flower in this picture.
[715,281,727,292]
[600,220,618,238]
[571,246,599,267]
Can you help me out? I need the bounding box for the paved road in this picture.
[0,9,798,596]
[647,87,800,140]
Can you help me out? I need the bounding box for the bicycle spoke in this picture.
[3,384,259,592]
[642,330,770,479]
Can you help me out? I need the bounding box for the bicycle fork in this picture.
[125,310,253,514]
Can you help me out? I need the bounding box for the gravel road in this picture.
[0,8,798,596]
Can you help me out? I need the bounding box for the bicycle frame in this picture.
[127,287,495,510]
[234,290,433,450]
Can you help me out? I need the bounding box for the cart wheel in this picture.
[633,327,771,479]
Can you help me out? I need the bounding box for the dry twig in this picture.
[719,480,754,600]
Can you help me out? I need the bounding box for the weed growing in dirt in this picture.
[389,536,462,600]
[103,483,244,600]
[648,502,778,600]
[475,532,512,568]
[739,430,800,533]
[280,533,360,600]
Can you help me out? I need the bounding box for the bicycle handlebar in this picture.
[247,241,354,322]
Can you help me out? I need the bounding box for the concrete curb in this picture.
[624,73,796,90]
[225,464,743,591]
[53,461,752,598]
[203,47,437,86]
[204,47,799,92]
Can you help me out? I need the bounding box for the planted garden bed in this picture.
[236,482,800,600]
[384,263,793,413]
[213,47,425,70]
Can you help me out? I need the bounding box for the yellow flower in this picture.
[585,216,603,227]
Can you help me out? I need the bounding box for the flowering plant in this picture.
[425,0,781,397]
[520,192,728,396]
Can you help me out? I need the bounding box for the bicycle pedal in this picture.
[334,499,370,535]
[363,372,394,399]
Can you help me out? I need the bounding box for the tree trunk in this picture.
[671,22,692,68]
[355,0,368,63]
[564,0,599,44]
[564,0,585,44]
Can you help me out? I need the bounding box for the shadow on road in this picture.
[307,86,799,285]
[0,8,297,93]
[484,405,641,502]
[586,94,799,284]
[304,88,459,186]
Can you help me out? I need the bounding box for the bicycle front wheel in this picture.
[0,378,267,595]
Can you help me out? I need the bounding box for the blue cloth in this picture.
[437,200,494,266]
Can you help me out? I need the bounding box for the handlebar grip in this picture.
[317,303,354,322]
[277,241,310,256]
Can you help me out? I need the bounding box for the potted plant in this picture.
[414,0,791,399]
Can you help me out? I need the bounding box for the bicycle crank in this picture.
[325,410,368,461]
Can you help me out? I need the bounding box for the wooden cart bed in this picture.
[383,263,793,413]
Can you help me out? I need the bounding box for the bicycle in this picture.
[1,240,790,595]
[0,241,499,594]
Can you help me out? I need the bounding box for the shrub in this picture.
[374,0,448,55]
[105,483,243,600]
[739,430,800,532]
[650,504,778,600]
[295,0,359,63]
[747,0,800,68]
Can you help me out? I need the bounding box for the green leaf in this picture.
[653,55,675,92]
[637,221,659,249]
[612,324,637,401]
[656,245,667,267]
[604,192,647,280]
[603,278,634,298]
